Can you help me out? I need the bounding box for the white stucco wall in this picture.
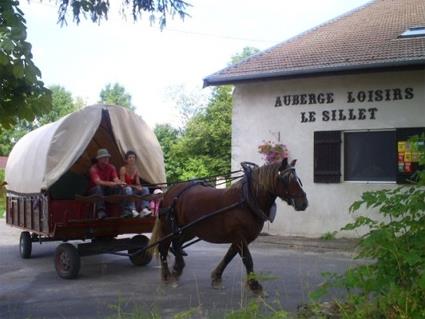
[231,70,425,238]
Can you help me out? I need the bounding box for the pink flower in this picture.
[258,141,289,164]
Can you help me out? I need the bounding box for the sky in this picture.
[20,0,371,128]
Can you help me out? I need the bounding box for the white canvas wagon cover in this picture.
[5,105,166,194]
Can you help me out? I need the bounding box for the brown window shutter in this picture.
[314,131,341,183]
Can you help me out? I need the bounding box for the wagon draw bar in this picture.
[108,199,246,257]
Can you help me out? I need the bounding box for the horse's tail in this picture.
[147,215,163,257]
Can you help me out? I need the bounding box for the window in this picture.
[399,26,425,39]
[314,128,424,183]
[344,131,396,182]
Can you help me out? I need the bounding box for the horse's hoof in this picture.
[169,276,179,288]
[211,279,224,289]
[255,290,268,298]
[247,280,263,295]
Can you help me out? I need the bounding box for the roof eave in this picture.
[203,59,425,87]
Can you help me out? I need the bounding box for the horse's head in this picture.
[276,158,308,211]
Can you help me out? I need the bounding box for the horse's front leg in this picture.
[172,241,186,278]
[238,241,263,294]
[158,240,172,283]
[210,243,238,289]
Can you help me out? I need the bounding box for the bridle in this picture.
[277,166,305,207]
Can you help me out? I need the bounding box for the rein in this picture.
[141,169,244,189]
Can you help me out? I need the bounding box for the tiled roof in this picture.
[204,0,425,87]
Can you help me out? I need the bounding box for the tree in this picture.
[163,84,209,128]
[56,0,190,29]
[99,83,134,111]
[0,85,79,155]
[37,85,79,126]
[0,1,52,129]
[0,0,189,129]
[154,47,259,182]
[229,46,260,65]
[172,85,233,177]
[169,47,259,179]
[154,123,180,181]
[0,119,34,156]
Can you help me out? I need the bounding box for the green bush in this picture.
[313,134,425,318]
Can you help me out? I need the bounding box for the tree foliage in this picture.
[313,135,425,318]
[38,85,80,126]
[99,82,134,111]
[0,0,189,129]
[0,0,52,129]
[0,85,78,155]
[171,85,232,178]
[56,0,190,29]
[229,46,260,65]
[154,123,180,181]
[154,47,259,182]
[163,84,208,128]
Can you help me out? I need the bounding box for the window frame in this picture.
[313,127,424,184]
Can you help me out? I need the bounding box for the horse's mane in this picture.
[230,163,280,195]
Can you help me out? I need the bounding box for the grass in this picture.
[320,231,337,241]
[108,298,290,319]
[0,169,5,218]
[107,273,291,319]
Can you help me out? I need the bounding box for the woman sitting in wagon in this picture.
[120,150,151,217]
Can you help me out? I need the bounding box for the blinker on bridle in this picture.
[277,166,304,206]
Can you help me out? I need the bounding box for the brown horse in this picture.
[148,158,308,293]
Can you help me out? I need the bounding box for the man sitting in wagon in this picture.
[89,148,132,219]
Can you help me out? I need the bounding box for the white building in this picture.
[204,0,425,238]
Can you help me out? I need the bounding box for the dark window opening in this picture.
[344,131,396,182]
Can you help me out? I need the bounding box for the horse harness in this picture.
[159,180,245,255]
[159,162,285,254]
[240,162,274,222]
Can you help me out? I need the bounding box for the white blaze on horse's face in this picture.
[277,159,308,211]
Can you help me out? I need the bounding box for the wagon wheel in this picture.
[19,231,32,259]
[55,243,81,279]
[128,235,152,266]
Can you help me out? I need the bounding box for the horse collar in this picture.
[241,169,274,223]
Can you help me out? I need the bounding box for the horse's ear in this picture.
[290,159,297,167]
[280,158,288,170]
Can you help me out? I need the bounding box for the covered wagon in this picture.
[4,104,166,278]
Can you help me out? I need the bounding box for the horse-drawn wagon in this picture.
[4,105,166,279]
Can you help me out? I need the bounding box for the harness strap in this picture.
[165,181,212,252]
[242,178,270,222]
[241,163,272,222]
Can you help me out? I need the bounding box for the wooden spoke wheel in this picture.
[128,235,152,266]
[55,243,81,279]
[19,231,32,259]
